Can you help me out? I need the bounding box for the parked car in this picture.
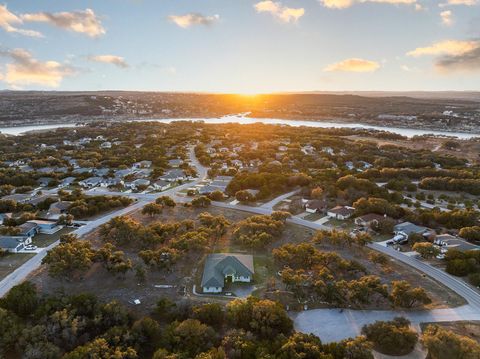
[24,245,37,251]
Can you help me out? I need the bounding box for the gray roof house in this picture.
[394,222,429,237]
[0,236,32,253]
[160,169,186,182]
[201,253,254,293]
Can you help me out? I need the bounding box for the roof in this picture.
[27,219,56,225]
[394,222,428,235]
[328,206,355,216]
[356,213,385,223]
[306,199,327,210]
[18,222,38,235]
[161,169,185,180]
[0,236,26,250]
[49,201,71,211]
[436,234,480,252]
[201,253,254,288]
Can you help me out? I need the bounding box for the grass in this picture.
[0,253,35,280]
[303,213,323,221]
[33,227,74,248]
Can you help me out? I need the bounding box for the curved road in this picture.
[1,146,480,344]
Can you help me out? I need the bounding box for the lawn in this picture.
[33,227,75,248]
[0,253,35,280]
[303,213,323,221]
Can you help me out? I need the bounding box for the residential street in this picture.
[1,145,480,344]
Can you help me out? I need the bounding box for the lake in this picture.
[0,115,477,139]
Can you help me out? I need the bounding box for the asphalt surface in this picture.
[2,146,480,344]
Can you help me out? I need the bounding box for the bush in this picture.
[362,317,418,356]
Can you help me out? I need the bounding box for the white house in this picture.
[201,253,254,294]
[327,206,355,220]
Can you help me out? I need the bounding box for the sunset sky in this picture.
[0,0,479,93]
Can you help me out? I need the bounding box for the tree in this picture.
[42,234,96,279]
[390,280,431,308]
[413,242,440,259]
[235,190,255,203]
[191,196,211,208]
[156,196,176,208]
[142,203,163,217]
[63,338,138,359]
[0,308,23,355]
[422,325,480,359]
[459,226,480,242]
[311,187,324,199]
[362,317,418,356]
[0,281,39,318]
[164,319,216,357]
[192,303,225,327]
[96,243,133,277]
[227,296,293,339]
[276,333,324,358]
[208,190,224,201]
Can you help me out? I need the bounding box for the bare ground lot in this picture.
[28,205,464,316]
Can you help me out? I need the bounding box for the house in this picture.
[327,206,355,220]
[47,201,71,218]
[393,222,430,237]
[124,179,150,190]
[27,220,60,234]
[115,169,136,179]
[199,184,223,195]
[355,213,386,228]
[160,169,186,182]
[1,193,32,204]
[59,177,76,188]
[73,167,93,175]
[27,194,59,207]
[434,234,480,253]
[201,253,254,293]
[100,141,112,149]
[168,159,183,168]
[0,236,32,253]
[79,177,104,188]
[101,178,124,188]
[305,199,327,214]
[37,177,54,187]
[17,222,38,238]
[133,160,152,169]
[94,168,110,177]
[152,179,171,191]
[0,213,13,224]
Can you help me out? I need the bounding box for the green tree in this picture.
[142,203,163,217]
[422,325,480,359]
[390,280,431,308]
[0,281,39,318]
[413,242,440,259]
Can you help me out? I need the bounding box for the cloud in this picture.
[0,48,75,87]
[407,39,479,56]
[0,4,42,37]
[320,0,416,9]
[440,10,453,26]
[88,55,129,68]
[407,39,480,72]
[254,1,305,23]
[439,0,478,6]
[168,13,219,28]
[21,8,105,37]
[324,58,381,72]
[436,43,480,72]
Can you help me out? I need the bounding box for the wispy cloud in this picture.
[254,1,305,23]
[324,58,380,72]
[439,0,478,6]
[21,8,105,37]
[0,48,76,87]
[320,0,417,9]
[407,39,478,56]
[88,55,129,68]
[168,13,219,28]
[440,10,453,26]
[0,5,42,37]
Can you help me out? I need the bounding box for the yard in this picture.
[0,253,35,280]
[32,227,75,248]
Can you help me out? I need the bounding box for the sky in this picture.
[0,0,479,93]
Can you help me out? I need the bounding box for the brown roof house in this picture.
[354,213,386,228]
[305,199,327,214]
[201,253,254,294]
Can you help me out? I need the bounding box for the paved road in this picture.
[2,145,480,345]
[0,146,205,297]
[259,189,300,210]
